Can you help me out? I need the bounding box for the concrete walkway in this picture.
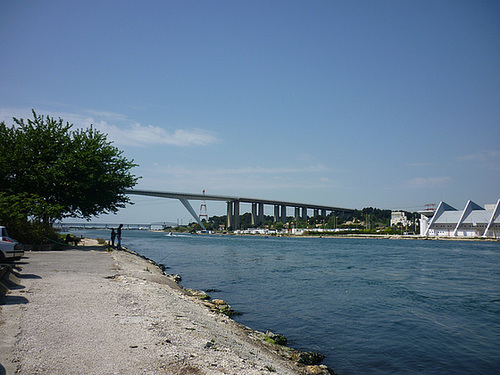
[0,247,327,374]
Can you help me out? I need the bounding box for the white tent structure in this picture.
[421,199,500,238]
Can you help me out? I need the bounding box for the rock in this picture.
[210,299,239,317]
[294,351,325,365]
[204,341,215,349]
[217,303,239,317]
[211,298,227,305]
[167,274,182,282]
[158,263,169,272]
[265,330,288,346]
[305,365,335,374]
[186,288,211,300]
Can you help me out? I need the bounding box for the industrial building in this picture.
[420,199,500,238]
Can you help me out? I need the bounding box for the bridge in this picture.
[125,189,354,230]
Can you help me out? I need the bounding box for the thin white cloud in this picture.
[405,176,451,189]
[457,150,500,171]
[85,110,128,122]
[208,165,329,175]
[406,162,432,168]
[156,164,330,177]
[458,150,500,161]
[0,107,217,147]
[0,107,34,123]
[94,122,217,147]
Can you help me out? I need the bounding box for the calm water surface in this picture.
[75,230,500,374]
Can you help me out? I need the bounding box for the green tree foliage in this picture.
[0,192,61,243]
[273,221,284,231]
[207,215,227,230]
[0,111,139,241]
[239,212,254,229]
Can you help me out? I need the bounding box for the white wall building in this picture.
[421,199,500,238]
[391,211,410,227]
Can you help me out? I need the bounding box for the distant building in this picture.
[391,211,410,227]
[420,200,500,238]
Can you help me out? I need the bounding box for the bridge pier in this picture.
[234,201,240,229]
[251,202,265,226]
[227,201,233,229]
[294,206,308,221]
[281,205,286,223]
[273,205,286,223]
[179,198,206,230]
[274,205,280,223]
[227,200,240,230]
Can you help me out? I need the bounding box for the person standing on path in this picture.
[117,224,123,249]
[110,228,116,248]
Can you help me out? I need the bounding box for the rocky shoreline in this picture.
[1,242,336,374]
[121,246,335,374]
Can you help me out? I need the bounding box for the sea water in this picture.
[74,230,500,374]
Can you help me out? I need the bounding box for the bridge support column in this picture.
[234,201,240,229]
[251,203,258,226]
[251,202,265,227]
[294,207,300,221]
[321,209,326,217]
[258,202,264,226]
[314,209,319,217]
[226,200,240,230]
[226,201,233,230]
[281,205,286,223]
[302,207,308,220]
[179,198,206,231]
[274,205,280,222]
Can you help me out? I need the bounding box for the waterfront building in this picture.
[420,199,500,238]
[390,211,410,227]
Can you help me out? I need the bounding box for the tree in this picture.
[0,192,63,243]
[273,221,284,231]
[0,111,139,229]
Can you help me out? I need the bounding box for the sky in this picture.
[1,1,499,224]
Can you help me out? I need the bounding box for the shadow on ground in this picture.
[0,295,29,305]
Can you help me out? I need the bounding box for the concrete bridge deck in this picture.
[126,189,354,230]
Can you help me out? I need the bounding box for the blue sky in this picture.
[1,1,499,224]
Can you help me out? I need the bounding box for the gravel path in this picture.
[1,247,330,374]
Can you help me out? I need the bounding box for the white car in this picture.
[0,226,24,261]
